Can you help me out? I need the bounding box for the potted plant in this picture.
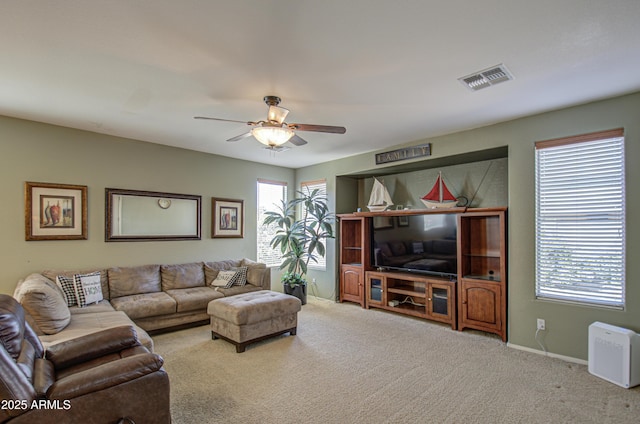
[263,187,335,305]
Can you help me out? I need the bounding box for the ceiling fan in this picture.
[194,96,346,150]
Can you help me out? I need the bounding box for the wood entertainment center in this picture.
[338,208,507,341]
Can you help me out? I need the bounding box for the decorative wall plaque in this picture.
[375,143,431,165]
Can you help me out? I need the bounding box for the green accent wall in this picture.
[296,91,640,360]
[0,115,294,294]
[2,91,638,360]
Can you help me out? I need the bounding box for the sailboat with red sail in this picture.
[421,172,458,209]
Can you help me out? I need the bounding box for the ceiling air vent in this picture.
[459,64,513,91]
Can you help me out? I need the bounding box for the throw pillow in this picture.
[17,275,71,335]
[211,270,239,288]
[73,271,103,307]
[56,275,78,307]
[232,266,248,286]
[412,242,424,254]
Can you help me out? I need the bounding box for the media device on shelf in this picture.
[370,213,458,279]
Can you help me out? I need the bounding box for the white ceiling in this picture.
[2,1,640,169]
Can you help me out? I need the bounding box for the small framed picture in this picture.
[25,182,88,241]
[373,216,394,230]
[398,216,409,227]
[212,197,244,238]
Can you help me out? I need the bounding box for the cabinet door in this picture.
[427,283,454,324]
[459,279,503,337]
[340,266,364,306]
[366,273,385,308]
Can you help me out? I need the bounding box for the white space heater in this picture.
[588,322,640,388]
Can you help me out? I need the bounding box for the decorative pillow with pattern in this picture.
[211,270,239,288]
[56,275,78,307]
[231,266,248,286]
[73,271,103,307]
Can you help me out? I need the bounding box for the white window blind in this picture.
[535,128,625,308]
[301,179,327,270]
[257,179,287,267]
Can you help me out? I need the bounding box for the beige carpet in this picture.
[153,297,640,423]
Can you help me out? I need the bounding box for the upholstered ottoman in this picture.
[207,290,302,353]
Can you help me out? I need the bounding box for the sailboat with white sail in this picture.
[421,172,458,209]
[367,177,394,212]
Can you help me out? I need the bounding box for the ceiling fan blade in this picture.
[289,134,308,146]
[288,123,346,134]
[267,106,290,125]
[194,116,251,125]
[227,132,253,142]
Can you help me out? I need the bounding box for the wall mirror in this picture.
[105,188,201,241]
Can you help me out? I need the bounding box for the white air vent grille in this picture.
[459,64,513,91]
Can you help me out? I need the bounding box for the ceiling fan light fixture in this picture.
[251,125,294,147]
[267,105,290,125]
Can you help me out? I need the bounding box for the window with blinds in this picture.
[257,179,287,267]
[300,179,328,270]
[535,128,625,308]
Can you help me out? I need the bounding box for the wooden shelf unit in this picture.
[365,270,456,328]
[338,208,507,341]
[457,210,507,341]
[338,215,370,307]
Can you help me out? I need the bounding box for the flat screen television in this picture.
[371,213,458,279]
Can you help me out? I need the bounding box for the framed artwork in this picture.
[373,215,394,230]
[25,181,88,241]
[398,215,409,227]
[212,197,244,238]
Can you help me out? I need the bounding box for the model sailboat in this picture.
[367,177,394,212]
[421,172,458,209]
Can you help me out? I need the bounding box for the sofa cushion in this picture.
[377,242,393,258]
[161,262,205,291]
[204,259,242,271]
[13,274,70,335]
[204,266,218,285]
[108,265,161,298]
[389,241,408,256]
[165,287,223,313]
[411,241,425,254]
[43,269,109,301]
[213,283,263,297]
[246,264,267,287]
[432,239,457,255]
[231,266,248,286]
[73,271,104,307]
[69,300,115,314]
[211,270,239,288]
[36,310,154,352]
[56,275,79,307]
[110,292,176,320]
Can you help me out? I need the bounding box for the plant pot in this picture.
[284,283,307,305]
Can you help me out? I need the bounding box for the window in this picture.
[257,179,287,266]
[535,128,625,308]
[301,179,328,270]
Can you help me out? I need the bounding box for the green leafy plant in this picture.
[263,187,335,286]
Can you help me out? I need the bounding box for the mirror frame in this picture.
[105,188,201,242]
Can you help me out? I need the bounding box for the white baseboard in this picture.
[507,342,588,365]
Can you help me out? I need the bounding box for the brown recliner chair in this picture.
[0,294,171,424]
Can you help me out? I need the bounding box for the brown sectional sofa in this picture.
[13,258,270,351]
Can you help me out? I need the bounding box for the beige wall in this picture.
[297,91,640,360]
[0,115,294,294]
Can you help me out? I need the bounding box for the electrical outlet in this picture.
[312,278,317,284]
[537,318,546,331]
